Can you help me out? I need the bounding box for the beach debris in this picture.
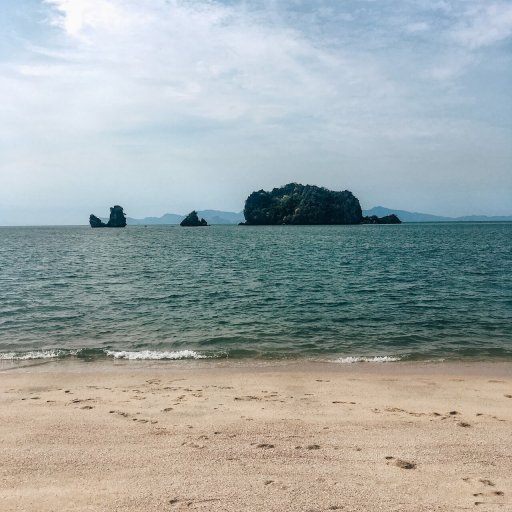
[306,444,321,450]
[479,479,495,487]
[458,421,471,428]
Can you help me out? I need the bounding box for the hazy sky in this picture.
[1,0,511,224]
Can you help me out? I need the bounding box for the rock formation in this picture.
[180,211,208,227]
[243,183,363,225]
[242,183,401,225]
[89,214,106,228]
[89,205,127,228]
[362,214,401,224]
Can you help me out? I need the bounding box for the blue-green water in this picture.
[0,224,511,363]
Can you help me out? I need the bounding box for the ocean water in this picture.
[0,223,511,363]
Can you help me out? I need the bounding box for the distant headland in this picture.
[89,205,127,228]
[241,183,400,225]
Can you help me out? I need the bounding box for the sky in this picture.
[1,0,511,224]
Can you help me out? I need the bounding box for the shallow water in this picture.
[0,223,511,362]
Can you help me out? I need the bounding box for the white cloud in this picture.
[45,0,137,40]
[21,0,402,134]
[452,2,512,49]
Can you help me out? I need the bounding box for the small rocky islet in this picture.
[89,205,127,228]
[180,211,208,227]
[90,183,401,227]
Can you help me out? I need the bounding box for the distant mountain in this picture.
[196,210,245,224]
[363,206,512,222]
[127,213,183,225]
[127,210,244,225]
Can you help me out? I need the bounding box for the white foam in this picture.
[105,349,208,360]
[334,355,402,363]
[0,350,68,360]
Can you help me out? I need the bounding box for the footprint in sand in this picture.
[110,410,130,418]
[394,459,416,469]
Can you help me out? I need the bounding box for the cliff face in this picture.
[180,211,208,227]
[89,205,127,228]
[243,183,363,225]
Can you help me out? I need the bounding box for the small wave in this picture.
[0,349,73,360]
[105,349,208,360]
[334,355,402,363]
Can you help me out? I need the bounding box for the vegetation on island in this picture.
[243,183,364,225]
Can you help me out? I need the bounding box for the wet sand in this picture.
[1,360,511,511]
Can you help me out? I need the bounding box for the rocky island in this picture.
[242,183,401,225]
[361,214,401,224]
[180,211,208,227]
[89,205,127,228]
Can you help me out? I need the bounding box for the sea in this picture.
[1,223,511,364]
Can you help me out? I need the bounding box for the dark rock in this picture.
[89,214,106,228]
[180,211,208,227]
[89,205,127,228]
[106,205,127,227]
[243,183,363,225]
[362,214,401,224]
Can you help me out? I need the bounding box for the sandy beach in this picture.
[1,360,511,511]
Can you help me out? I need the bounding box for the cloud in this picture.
[45,0,137,40]
[452,2,512,49]
[25,0,404,136]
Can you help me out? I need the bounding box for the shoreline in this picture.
[1,360,511,511]
[2,358,512,377]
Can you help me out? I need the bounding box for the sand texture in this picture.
[1,361,511,511]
